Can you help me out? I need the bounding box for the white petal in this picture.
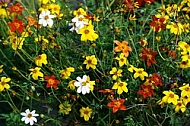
[25,109,30,114]
[42,21,47,27]
[49,15,55,18]
[25,118,30,124]
[21,117,27,121]
[82,75,87,81]
[76,77,81,81]
[31,110,36,115]
[20,112,27,116]
[82,87,87,95]
[29,119,34,125]
[47,19,53,27]
[33,113,39,117]
[77,87,82,93]
[45,10,50,15]
[31,117,37,122]
[39,14,44,19]
[38,19,44,24]
[74,82,81,87]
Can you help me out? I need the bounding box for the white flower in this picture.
[21,109,39,126]
[74,75,90,95]
[38,10,55,27]
[69,15,88,33]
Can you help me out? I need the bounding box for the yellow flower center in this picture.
[84,29,90,34]
[84,110,89,115]
[185,87,190,91]
[37,55,42,60]
[138,70,142,74]
[77,11,81,15]
[14,6,19,11]
[120,58,124,62]
[48,79,55,85]
[82,81,87,86]
[118,82,123,87]
[177,102,182,106]
[45,15,49,20]
[169,93,174,98]
[114,101,121,107]
[27,113,32,118]
[1,82,5,86]
[87,59,92,64]
[14,23,20,29]
[33,70,37,73]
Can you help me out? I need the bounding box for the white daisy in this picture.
[38,10,55,27]
[69,15,88,33]
[74,75,90,95]
[21,109,39,126]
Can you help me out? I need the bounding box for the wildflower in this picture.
[122,0,136,12]
[99,89,114,95]
[29,67,44,80]
[79,107,92,121]
[109,67,122,80]
[157,99,165,108]
[112,80,128,95]
[140,48,157,67]
[49,3,61,14]
[25,16,38,27]
[74,75,94,95]
[181,95,190,105]
[133,68,148,80]
[78,22,98,42]
[183,23,189,33]
[173,101,186,113]
[107,99,127,113]
[178,41,190,53]
[149,15,165,32]
[20,109,39,126]
[38,10,55,27]
[83,55,98,69]
[59,101,72,115]
[137,84,154,99]
[129,14,137,21]
[168,50,177,59]
[68,80,76,90]
[35,36,49,43]
[127,65,136,73]
[73,8,86,17]
[179,60,190,69]
[115,53,128,67]
[0,7,9,18]
[166,22,184,35]
[179,84,190,97]
[9,35,25,50]
[0,77,11,92]
[150,73,163,87]
[69,15,88,33]
[35,54,47,67]
[8,3,24,15]
[162,90,179,105]
[8,17,25,33]
[114,40,132,57]
[139,38,148,47]
[44,75,60,89]
[84,13,100,21]
[60,67,75,79]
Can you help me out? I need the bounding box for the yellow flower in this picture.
[166,22,184,35]
[162,90,179,105]
[49,3,61,14]
[29,67,44,80]
[112,80,128,95]
[0,8,9,18]
[9,36,25,50]
[0,65,3,74]
[59,102,72,115]
[68,80,76,90]
[78,23,98,42]
[157,99,165,108]
[115,53,128,67]
[79,107,92,121]
[129,14,137,21]
[109,67,122,80]
[60,67,75,79]
[73,8,86,17]
[179,60,190,69]
[179,84,190,97]
[178,41,190,54]
[0,77,11,92]
[34,54,48,67]
[173,101,186,113]
[86,76,95,91]
[180,95,190,105]
[127,65,136,73]
[38,0,55,4]
[83,55,97,69]
[133,68,148,80]
[35,36,49,43]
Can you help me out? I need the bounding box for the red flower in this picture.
[99,89,114,95]
[149,15,165,32]
[150,73,162,87]
[136,0,154,6]
[8,18,25,34]
[140,48,157,67]
[168,50,177,59]
[122,0,135,12]
[45,75,60,89]
[8,3,24,15]
[107,99,126,113]
[137,84,154,99]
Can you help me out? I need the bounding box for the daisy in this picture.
[20,109,39,126]
[38,10,55,27]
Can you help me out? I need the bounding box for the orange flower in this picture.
[137,84,154,99]
[114,40,132,57]
[45,75,60,89]
[25,16,39,27]
[140,48,157,67]
[8,18,25,34]
[8,3,24,15]
[107,99,126,113]
[99,89,114,95]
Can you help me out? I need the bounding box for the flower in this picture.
[137,84,154,99]
[60,67,75,79]
[74,75,94,95]
[173,101,186,113]
[8,3,24,15]
[20,109,39,126]
[59,101,72,115]
[34,54,48,67]
[180,95,190,105]
[150,73,163,87]
[115,53,128,67]
[29,67,44,80]
[78,22,98,42]
[133,68,148,80]
[8,17,25,33]
[179,84,190,97]
[25,16,39,27]
[0,77,11,92]
[140,48,157,67]
[178,41,190,53]
[44,75,60,89]
[34,36,49,43]
[107,99,126,113]
[73,8,86,17]
[99,89,114,95]
[112,80,128,94]
[127,65,136,73]
[149,15,165,32]
[109,67,122,80]
[166,22,184,35]
[114,40,132,57]
[83,55,98,69]
[9,35,25,50]
[68,80,76,90]
[162,90,179,105]
[38,10,55,27]
[79,107,92,121]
